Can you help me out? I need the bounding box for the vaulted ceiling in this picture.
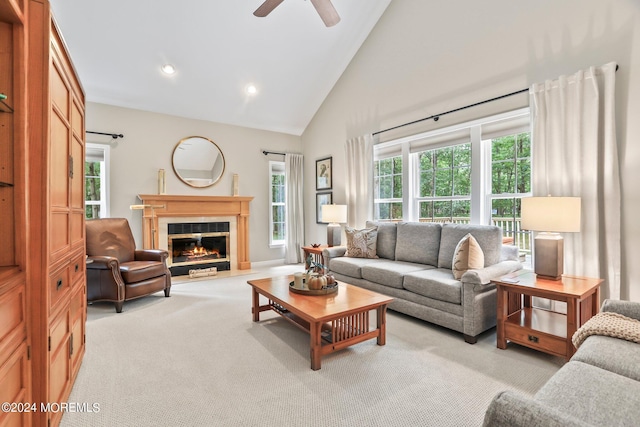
[49,0,392,135]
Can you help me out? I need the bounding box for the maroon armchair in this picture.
[86,218,171,313]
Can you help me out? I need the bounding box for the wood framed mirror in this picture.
[172,136,225,188]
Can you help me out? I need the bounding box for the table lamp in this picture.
[521,196,581,280]
[321,204,347,247]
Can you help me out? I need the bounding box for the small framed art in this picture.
[316,156,332,191]
[316,192,333,224]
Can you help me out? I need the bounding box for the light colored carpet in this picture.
[61,264,564,427]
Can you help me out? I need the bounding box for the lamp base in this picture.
[533,233,563,281]
[327,223,341,247]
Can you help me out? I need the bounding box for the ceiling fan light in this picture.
[246,84,258,95]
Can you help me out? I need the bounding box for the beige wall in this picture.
[86,102,301,263]
[301,0,640,300]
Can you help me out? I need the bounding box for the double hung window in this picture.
[269,161,286,246]
[85,143,109,219]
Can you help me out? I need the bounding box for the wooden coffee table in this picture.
[248,275,393,370]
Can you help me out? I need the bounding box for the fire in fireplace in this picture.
[166,221,231,276]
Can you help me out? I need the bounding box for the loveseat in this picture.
[322,221,522,343]
[483,299,640,426]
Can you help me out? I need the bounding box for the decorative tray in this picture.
[289,280,339,296]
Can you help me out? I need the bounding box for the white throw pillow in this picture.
[452,233,484,279]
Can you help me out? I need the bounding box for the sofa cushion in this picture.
[361,261,431,289]
[345,226,379,258]
[452,233,484,279]
[438,224,502,269]
[403,268,462,304]
[535,361,640,427]
[366,221,397,260]
[120,261,166,283]
[395,222,442,266]
[328,257,379,279]
[572,335,640,382]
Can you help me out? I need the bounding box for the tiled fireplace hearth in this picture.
[137,195,254,273]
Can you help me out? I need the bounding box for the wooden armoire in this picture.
[0,1,86,426]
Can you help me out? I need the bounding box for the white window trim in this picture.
[374,108,531,225]
[269,160,285,247]
[85,142,110,218]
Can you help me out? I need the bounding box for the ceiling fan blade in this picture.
[253,0,285,17]
[310,0,341,27]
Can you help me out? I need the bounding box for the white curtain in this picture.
[345,134,374,228]
[284,153,304,264]
[530,62,620,299]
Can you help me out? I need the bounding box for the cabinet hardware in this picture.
[75,264,79,272]
[528,335,539,343]
[27,345,31,360]
[69,155,74,178]
[57,279,63,289]
[69,333,74,356]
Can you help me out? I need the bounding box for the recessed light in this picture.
[161,64,176,75]
[246,84,258,95]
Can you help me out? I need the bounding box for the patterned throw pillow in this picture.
[345,226,379,259]
[452,233,484,279]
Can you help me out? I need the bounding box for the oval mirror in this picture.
[172,136,226,188]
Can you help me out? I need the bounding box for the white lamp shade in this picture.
[321,204,347,224]
[521,197,581,232]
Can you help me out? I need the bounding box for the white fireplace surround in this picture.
[159,216,238,271]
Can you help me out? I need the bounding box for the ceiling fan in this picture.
[254,0,341,27]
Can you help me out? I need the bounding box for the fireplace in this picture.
[167,222,231,276]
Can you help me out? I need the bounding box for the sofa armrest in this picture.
[87,255,119,270]
[322,246,347,271]
[461,260,523,285]
[483,391,587,427]
[601,299,640,321]
[500,244,519,261]
[135,249,168,262]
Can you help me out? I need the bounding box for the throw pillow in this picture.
[345,226,379,259]
[452,233,484,279]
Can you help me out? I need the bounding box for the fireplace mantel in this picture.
[137,194,254,270]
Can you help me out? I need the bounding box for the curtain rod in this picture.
[262,150,286,156]
[373,64,620,137]
[86,130,124,139]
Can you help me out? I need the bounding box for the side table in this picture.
[302,245,328,268]
[493,270,603,360]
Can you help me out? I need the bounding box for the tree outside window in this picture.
[270,162,286,245]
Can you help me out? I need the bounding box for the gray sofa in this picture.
[483,299,640,426]
[322,221,522,343]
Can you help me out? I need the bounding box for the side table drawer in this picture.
[504,323,566,357]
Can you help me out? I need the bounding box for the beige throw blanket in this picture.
[572,311,640,349]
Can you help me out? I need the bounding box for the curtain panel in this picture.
[284,153,304,264]
[529,62,620,299]
[345,134,374,228]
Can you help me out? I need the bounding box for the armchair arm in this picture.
[483,391,586,427]
[86,255,120,270]
[461,260,523,285]
[601,299,640,321]
[322,246,347,271]
[135,249,169,262]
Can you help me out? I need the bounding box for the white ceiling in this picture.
[49,0,392,136]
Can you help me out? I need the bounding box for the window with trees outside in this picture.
[85,144,109,219]
[373,108,531,259]
[269,161,286,246]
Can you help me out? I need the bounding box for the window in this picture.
[269,161,285,246]
[373,108,531,255]
[85,144,109,219]
[490,132,531,255]
[416,143,471,222]
[374,155,403,220]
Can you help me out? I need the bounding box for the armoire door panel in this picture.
[48,310,70,403]
[70,134,83,209]
[49,112,70,208]
[69,211,84,248]
[0,342,30,427]
[50,62,69,120]
[49,211,70,258]
[0,285,26,358]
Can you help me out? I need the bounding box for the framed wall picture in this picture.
[316,192,333,224]
[316,156,332,191]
